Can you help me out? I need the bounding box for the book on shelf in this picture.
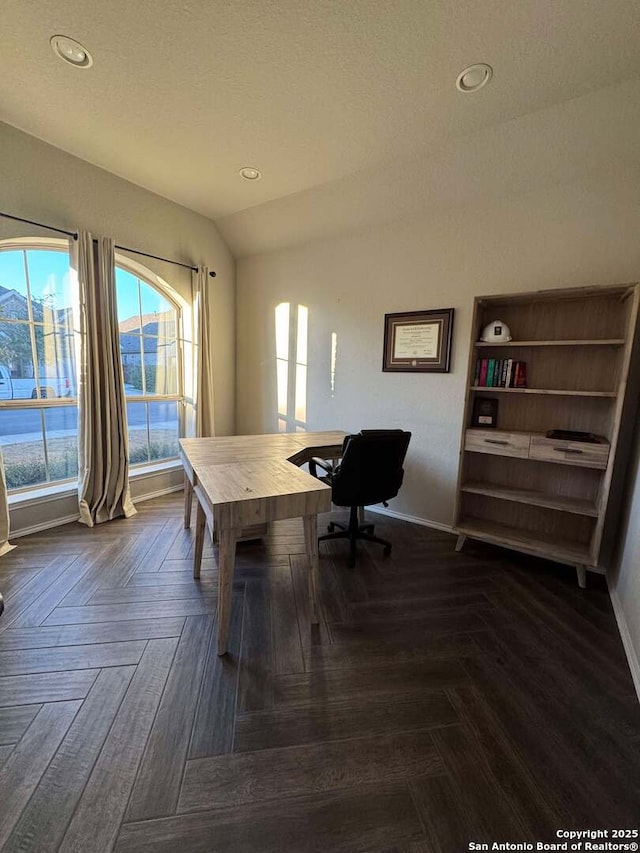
[505,358,513,388]
[486,358,494,386]
[473,358,527,388]
[513,361,527,388]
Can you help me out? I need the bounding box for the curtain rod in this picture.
[0,211,217,278]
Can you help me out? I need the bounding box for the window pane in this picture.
[127,402,149,464]
[126,401,179,464]
[0,248,77,402]
[140,279,173,316]
[25,250,73,324]
[0,408,47,489]
[39,324,77,398]
[116,267,182,466]
[148,401,179,460]
[44,407,78,481]
[116,268,141,326]
[139,280,177,339]
[0,321,37,398]
[0,294,30,321]
[0,250,29,318]
[154,313,177,339]
[121,334,145,394]
[145,340,177,395]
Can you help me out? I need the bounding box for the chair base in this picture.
[319,506,391,567]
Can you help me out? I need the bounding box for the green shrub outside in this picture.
[5,453,78,489]
[5,439,178,489]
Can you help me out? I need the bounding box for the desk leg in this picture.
[303,514,320,625]
[193,500,206,579]
[184,474,193,529]
[217,527,238,656]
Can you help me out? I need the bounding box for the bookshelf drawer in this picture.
[465,429,530,458]
[529,436,609,469]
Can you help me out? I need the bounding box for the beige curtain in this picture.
[193,266,215,437]
[0,449,16,556]
[75,231,136,526]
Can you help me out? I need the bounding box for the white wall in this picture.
[236,171,640,527]
[0,120,235,435]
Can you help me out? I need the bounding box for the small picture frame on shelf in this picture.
[471,397,499,428]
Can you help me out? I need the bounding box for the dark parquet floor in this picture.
[0,492,639,852]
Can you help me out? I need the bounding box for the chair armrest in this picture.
[309,457,334,479]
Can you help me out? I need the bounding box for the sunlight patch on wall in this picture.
[275,302,290,432]
[275,302,308,432]
[330,331,337,398]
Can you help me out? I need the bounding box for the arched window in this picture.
[0,241,78,490]
[0,240,185,492]
[115,260,183,465]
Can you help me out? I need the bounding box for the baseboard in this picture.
[10,513,81,539]
[364,504,454,534]
[9,475,183,540]
[10,484,183,541]
[133,484,183,503]
[607,581,640,704]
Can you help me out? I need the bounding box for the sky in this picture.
[0,249,172,325]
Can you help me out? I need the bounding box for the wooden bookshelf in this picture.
[454,283,640,587]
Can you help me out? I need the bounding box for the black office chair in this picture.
[309,429,411,567]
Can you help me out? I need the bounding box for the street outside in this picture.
[0,402,178,489]
[0,402,176,440]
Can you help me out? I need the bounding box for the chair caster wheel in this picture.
[383,546,391,558]
[327,523,335,533]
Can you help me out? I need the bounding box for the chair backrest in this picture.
[330,430,411,508]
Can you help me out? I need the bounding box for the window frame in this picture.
[114,253,186,467]
[0,238,77,411]
[0,238,79,492]
[0,239,190,494]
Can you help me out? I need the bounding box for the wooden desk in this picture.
[179,431,345,655]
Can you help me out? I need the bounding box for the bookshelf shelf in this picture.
[454,283,640,587]
[475,339,625,348]
[469,387,616,397]
[456,518,592,566]
[460,481,599,517]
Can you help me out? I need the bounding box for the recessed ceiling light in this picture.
[50,35,93,68]
[239,167,261,181]
[456,63,492,93]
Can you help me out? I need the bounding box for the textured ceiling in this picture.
[2,0,640,249]
[217,76,640,255]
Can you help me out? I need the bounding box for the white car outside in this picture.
[0,364,74,400]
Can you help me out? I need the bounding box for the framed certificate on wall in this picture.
[382,308,454,372]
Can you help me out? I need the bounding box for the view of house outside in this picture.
[0,247,181,490]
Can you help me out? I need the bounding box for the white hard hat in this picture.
[480,320,512,343]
